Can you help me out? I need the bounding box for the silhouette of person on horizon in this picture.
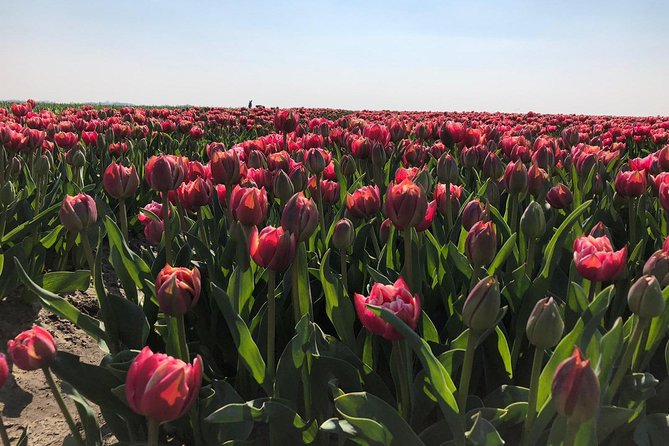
[248,100,253,108]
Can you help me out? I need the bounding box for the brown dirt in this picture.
[0,288,116,446]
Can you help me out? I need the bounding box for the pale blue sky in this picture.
[1,0,667,115]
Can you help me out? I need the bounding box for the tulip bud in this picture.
[527,164,548,198]
[103,162,140,199]
[461,199,484,231]
[485,181,501,209]
[463,276,500,331]
[465,221,497,268]
[126,347,203,422]
[370,143,387,167]
[546,183,573,209]
[59,193,97,232]
[155,265,201,316]
[281,192,319,242]
[384,179,428,231]
[210,150,241,186]
[437,153,459,184]
[230,186,269,226]
[504,161,528,196]
[306,148,327,174]
[249,225,297,272]
[0,353,8,389]
[628,274,665,319]
[340,154,356,178]
[273,169,294,202]
[35,153,52,176]
[526,297,564,349]
[643,250,669,288]
[332,218,355,251]
[482,152,505,181]
[589,222,612,239]
[6,325,57,371]
[8,156,22,179]
[379,218,392,244]
[0,182,15,206]
[248,150,266,169]
[289,166,307,192]
[520,201,546,240]
[414,169,431,192]
[658,145,669,171]
[552,347,600,423]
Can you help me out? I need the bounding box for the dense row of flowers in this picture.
[0,100,668,445]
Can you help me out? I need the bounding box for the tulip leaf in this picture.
[320,249,357,349]
[334,391,425,446]
[292,242,313,319]
[14,259,109,349]
[634,413,669,446]
[199,380,254,444]
[537,199,592,281]
[494,326,513,379]
[598,317,624,384]
[0,202,60,244]
[61,382,103,446]
[447,242,473,277]
[487,233,517,275]
[598,405,636,442]
[211,283,269,393]
[205,398,318,444]
[38,270,91,293]
[366,304,465,442]
[638,285,669,371]
[465,412,504,446]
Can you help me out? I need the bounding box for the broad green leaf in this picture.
[1,202,60,243]
[634,413,669,446]
[320,249,356,349]
[39,270,90,293]
[487,233,517,275]
[466,412,504,446]
[61,382,102,446]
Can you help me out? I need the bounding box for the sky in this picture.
[1,0,668,116]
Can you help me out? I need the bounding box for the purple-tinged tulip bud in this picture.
[526,297,564,349]
[463,276,500,331]
[628,274,665,319]
[552,347,600,423]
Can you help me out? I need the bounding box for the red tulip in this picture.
[346,185,381,219]
[439,121,465,146]
[210,149,242,185]
[145,155,186,192]
[281,192,318,242]
[230,185,268,226]
[659,183,669,213]
[0,353,8,388]
[144,219,164,246]
[434,183,463,219]
[125,347,203,422]
[59,193,97,232]
[465,220,497,268]
[6,325,57,371]
[551,347,600,423]
[274,109,299,134]
[573,235,627,282]
[615,170,647,198]
[53,132,79,149]
[546,183,574,209]
[178,178,213,211]
[249,225,297,272]
[415,200,437,232]
[155,265,201,315]
[504,161,529,196]
[103,162,139,199]
[354,277,421,340]
[383,179,428,231]
[461,199,484,231]
[81,131,98,146]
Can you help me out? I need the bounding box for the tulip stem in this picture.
[404,228,413,292]
[564,419,579,446]
[340,249,348,293]
[43,367,85,446]
[628,198,637,250]
[197,209,209,248]
[445,181,453,232]
[605,316,648,404]
[392,339,412,421]
[0,414,11,446]
[267,270,276,381]
[119,198,129,241]
[523,346,544,443]
[457,329,479,415]
[176,314,189,362]
[316,174,327,249]
[526,238,535,278]
[147,418,160,446]
[162,191,173,264]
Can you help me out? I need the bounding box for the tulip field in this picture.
[2,101,669,446]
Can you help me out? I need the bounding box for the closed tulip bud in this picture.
[485,181,501,209]
[615,170,647,198]
[552,347,600,423]
[178,178,213,211]
[35,153,52,176]
[281,192,318,242]
[274,109,299,134]
[125,347,203,422]
[437,153,459,184]
[145,154,186,192]
[520,201,546,240]
[230,185,269,226]
[504,161,528,196]
[289,166,307,192]
[59,193,97,232]
[7,325,57,371]
[273,169,294,202]
[628,275,665,319]
[546,183,573,209]
[306,148,327,174]
[0,353,8,388]
[65,147,86,168]
[465,221,497,268]
[414,169,431,192]
[527,164,548,198]
[210,149,241,186]
[461,199,484,231]
[144,219,164,245]
[247,150,266,169]
[346,185,381,219]
[340,154,357,178]
[155,265,201,316]
[461,146,479,169]
[9,156,22,178]
[332,218,355,251]
[384,179,428,231]
[370,143,387,167]
[526,297,564,349]
[103,162,140,199]
[589,222,612,239]
[379,218,392,244]
[0,181,15,206]
[463,276,501,331]
[249,225,297,272]
[643,250,669,288]
[658,145,669,171]
[482,152,505,180]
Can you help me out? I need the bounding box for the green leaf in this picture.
[466,412,504,446]
[14,259,109,348]
[448,242,473,277]
[597,405,635,442]
[206,398,318,444]
[487,233,517,275]
[61,382,102,446]
[334,392,424,446]
[494,326,512,379]
[366,305,465,442]
[227,263,255,319]
[292,243,313,319]
[320,249,357,349]
[598,318,624,384]
[211,283,269,393]
[199,380,254,445]
[634,413,669,446]
[1,202,60,243]
[38,270,90,293]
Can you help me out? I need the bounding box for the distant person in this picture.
[248,100,253,108]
